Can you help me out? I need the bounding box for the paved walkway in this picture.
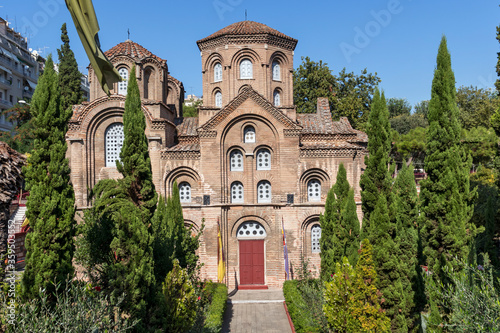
[222,289,293,333]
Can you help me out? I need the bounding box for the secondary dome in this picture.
[104,40,165,62]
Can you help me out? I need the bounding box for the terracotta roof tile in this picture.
[105,40,165,62]
[165,143,200,152]
[197,21,297,44]
[175,117,199,136]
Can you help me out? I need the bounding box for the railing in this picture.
[23,89,33,98]
[0,77,12,86]
[0,99,13,107]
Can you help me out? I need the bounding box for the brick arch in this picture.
[299,168,331,203]
[203,52,225,72]
[220,113,281,144]
[231,48,262,72]
[164,166,201,202]
[300,214,322,259]
[229,214,272,238]
[269,50,290,67]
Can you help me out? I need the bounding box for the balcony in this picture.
[0,99,13,108]
[22,89,33,98]
[0,77,12,88]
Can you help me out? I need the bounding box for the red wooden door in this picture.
[239,240,265,285]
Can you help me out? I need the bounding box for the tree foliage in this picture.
[0,103,35,153]
[21,54,76,299]
[387,97,411,119]
[419,36,477,278]
[414,100,429,119]
[293,56,380,130]
[390,114,428,135]
[456,85,499,130]
[57,23,83,112]
[320,186,339,280]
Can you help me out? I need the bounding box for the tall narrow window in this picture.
[118,68,128,95]
[230,150,243,171]
[179,182,191,203]
[214,63,222,82]
[307,179,321,202]
[231,182,244,203]
[256,148,271,170]
[272,61,280,81]
[240,59,253,79]
[244,126,255,143]
[105,123,124,167]
[273,90,281,106]
[311,225,321,253]
[257,180,271,203]
[215,91,222,107]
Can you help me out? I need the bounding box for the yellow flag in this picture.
[65,0,121,95]
[217,227,225,283]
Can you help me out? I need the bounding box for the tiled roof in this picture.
[168,75,183,87]
[175,117,199,136]
[197,21,297,44]
[164,143,200,152]
[104,40,165,62]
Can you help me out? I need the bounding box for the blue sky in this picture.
[2,0,498,109]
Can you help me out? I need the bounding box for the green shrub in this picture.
[283,280,319,333]
[1,279,137,332]
[202,283,228,333]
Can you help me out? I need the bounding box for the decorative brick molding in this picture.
[161,151,201,160]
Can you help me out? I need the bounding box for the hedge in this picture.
[283,280,318,333]
[202,283,228,333]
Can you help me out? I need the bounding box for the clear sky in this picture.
[2,0,498,109]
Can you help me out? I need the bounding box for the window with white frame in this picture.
[237,221,266,238]
[273,90,280,106]
[240,59,253,79]
[230,150,243,171]
[215,91,222,107]
[231,182,244,203]
[118,68,128,95]
[179,182,191,203]
[272,61,280,81]
[214,63,222,82]
[307,179,321,202]
[105,123,124,167]
[311,225,321,253]
[257,180,271,203]
[244,126,255,143]
[256,148,271,170]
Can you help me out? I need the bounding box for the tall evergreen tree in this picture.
[342,189,361,266]
[320,186,339,280]
[57,23,83,112]
[393,162,421,330]
[21,55,75,299]
[91,66,156,326]
[151,195,173,284]
[420,36,476,276]
[360,88,392,236]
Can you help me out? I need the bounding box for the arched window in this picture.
[179,182,191,203]
[105,123,124,167]
[214,63,222,82]
[230,150,243,171]
[311,225,321,253]
[240,59,253,79]
[272,61,280,81]
[307,179,321,202]
[118,68,128,95]
[273,90,281,106]
[215,91,222,107]
[257,180,271,203]
[237,221,266,239]
[244,126,255,143]
[256,149,271,170]
[231,182,244,203]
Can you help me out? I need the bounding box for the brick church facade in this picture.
[66,21,368,289]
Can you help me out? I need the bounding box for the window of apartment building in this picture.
[214,63,222,82]
[311,225,321,253]
[230,149,243,171]
[179,182,191,203]
[231,182,244,203]
[256,148,271,170]
[9,95,13,103]
[118,68,128,95]
[105,123,124,167]
[17,79,20,89]
[257,180,271,203]
[240,59,253,79]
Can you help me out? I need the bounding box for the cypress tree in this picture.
[320,186,339,280]
[342,189,360,266]
[21,55,75,299]
[151,195,173,284]
[334,163,350,208]
[57,23,83,112]
[393,162,420,330]
[420,36,476,276]
[360,88,392,236]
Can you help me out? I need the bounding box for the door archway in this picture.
[237,221,266,287]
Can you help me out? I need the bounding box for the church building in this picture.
[66,21,368,289]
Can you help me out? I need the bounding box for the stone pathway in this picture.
[222,289,293,333]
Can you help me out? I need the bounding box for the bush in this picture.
[202,282,228,333]
[0,279,137,332]
[283,280,320,333]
